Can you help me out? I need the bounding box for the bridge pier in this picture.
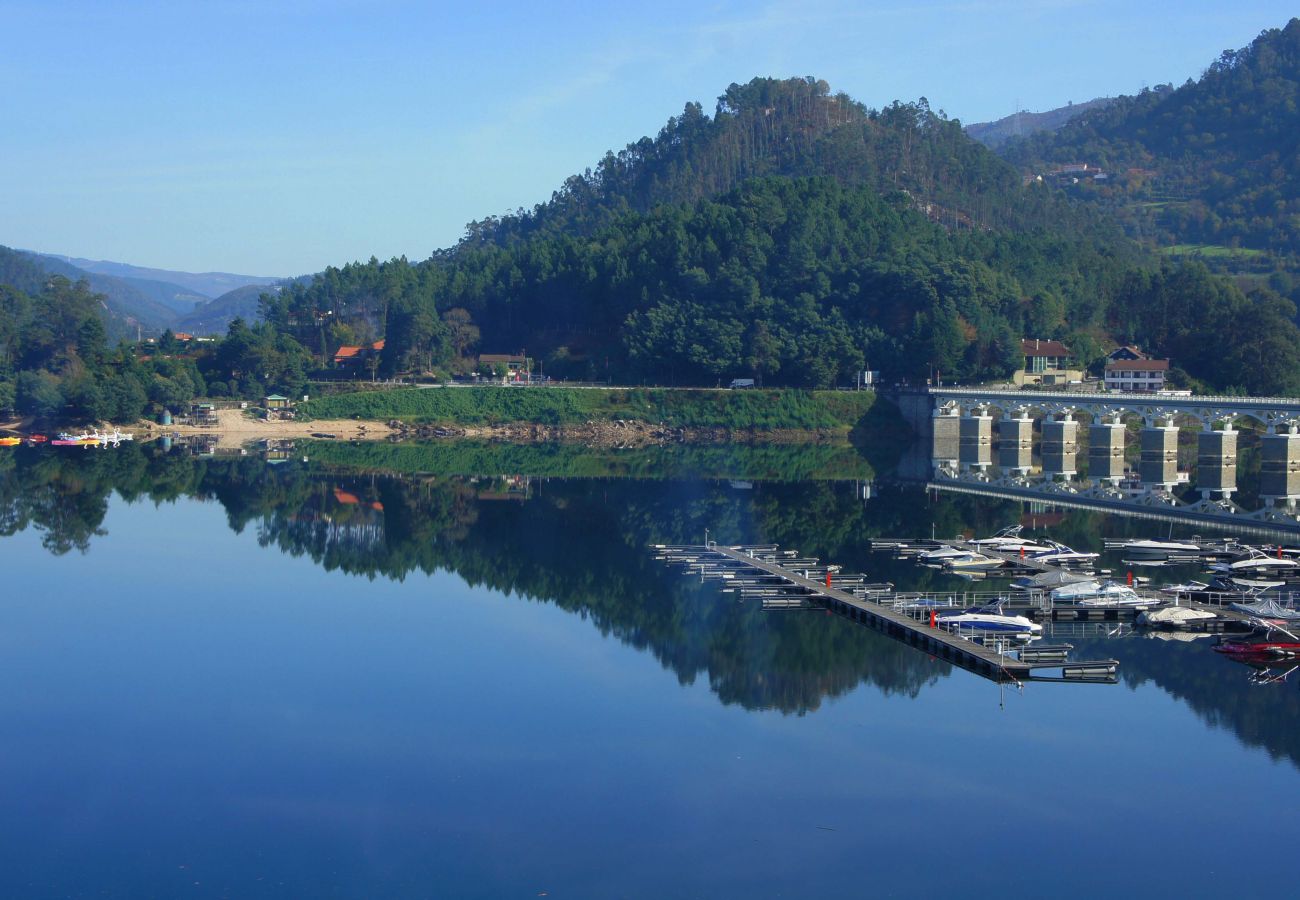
[1197,428,1237,496]
[1088,421,1126,483]
[931,407,960,461]
[1042,417,1078,479]
[998,414,1033,472]
[958,411,992,469]
[1139,424,1179,488]
[1261,430,1300,502]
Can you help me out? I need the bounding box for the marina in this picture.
[654,541,1124,683]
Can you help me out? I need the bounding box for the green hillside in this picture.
[1003,19,1300,300]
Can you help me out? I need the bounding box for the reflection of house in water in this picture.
[272,485,387,554]
[262,439,296,463]
[471,474,532,501]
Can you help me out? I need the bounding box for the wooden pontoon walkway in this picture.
[680,544,1039,682]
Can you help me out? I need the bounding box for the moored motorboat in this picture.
[968,525,1052,555]
[943,551,1007,571]
[1214,621,1300,661]
[939,601,1041,637]
[917,544,965,563]
[1114,538,1202,558]
[1228,596,1300,623]
[1050,579,1153,607]
[1137,605,1222,629]
[1209,547,1300,577]
[1028,540,1099,566]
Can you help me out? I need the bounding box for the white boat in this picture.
[968,525,1053,554]
[1050,580,1153,606]
[1158,580,1210,596]
[1028,540,1099,566]
[943,551,1007,571]
[917,544,966,563]
[939,601,1041,637]
[1117,538,1202,558]
[1210,548,1300,576]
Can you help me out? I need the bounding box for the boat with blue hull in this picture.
[938,601,1042,638]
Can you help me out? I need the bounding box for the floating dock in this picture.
[655,543,1121,684]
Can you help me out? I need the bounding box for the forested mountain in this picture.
[258,75,1300,393]
[463,77,1105,248]
[1002,19,1300,301]
[965,97,1113,149]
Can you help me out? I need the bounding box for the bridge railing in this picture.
[927,386,1300,408]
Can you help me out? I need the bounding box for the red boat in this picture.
[28,434,48,443]
[1214,620,1300,661]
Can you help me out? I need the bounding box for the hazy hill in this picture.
[3,247,178,336]
[1002,18,1300,284]
[965,98,1113,149]
[44,254,281,299]
[174,277,314,335]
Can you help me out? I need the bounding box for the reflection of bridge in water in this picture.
[922,387,1300,537]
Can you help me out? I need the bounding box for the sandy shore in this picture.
[138,409,396,449]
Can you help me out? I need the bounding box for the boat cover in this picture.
[1138,606,1218,625]
[1229,598,1300,620]
[1017,569,1093,589]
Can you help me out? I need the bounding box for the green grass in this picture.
[299,386,876,431]
[1159,243,1267,259]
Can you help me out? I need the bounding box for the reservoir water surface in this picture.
[1,443,1297,898]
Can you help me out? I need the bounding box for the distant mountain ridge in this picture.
[965,98,1113,149]
[0,245,296,337]
[43,254,281,299]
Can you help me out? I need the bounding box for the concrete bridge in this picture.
[914,386,1300,504]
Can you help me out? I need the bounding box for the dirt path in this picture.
[138,409,396,449]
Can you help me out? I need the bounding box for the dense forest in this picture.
[1003,19,1300,301]
[264,174,1300,392]
[0,272,314,420]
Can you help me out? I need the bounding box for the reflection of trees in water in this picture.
[3,446,1296,741]
[1071,634,1300,771]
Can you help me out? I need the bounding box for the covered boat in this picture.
[1228,597,1300,622]
[1137,606,1221,629]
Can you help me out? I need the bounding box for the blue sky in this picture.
[1,1,1294,277]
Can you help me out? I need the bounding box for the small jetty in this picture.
[653,543,1121,685]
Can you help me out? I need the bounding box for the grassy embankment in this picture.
[299,386,879,431]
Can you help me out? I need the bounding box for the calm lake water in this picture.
[1,443,1297,898]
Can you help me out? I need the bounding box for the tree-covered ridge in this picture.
[0,271,319,420]
[258,172,1300,392]
[462,76,1101,247]
[0,276,207,420]
[1005,20,1300,263]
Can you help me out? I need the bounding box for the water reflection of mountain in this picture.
[3,443,1298,750]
